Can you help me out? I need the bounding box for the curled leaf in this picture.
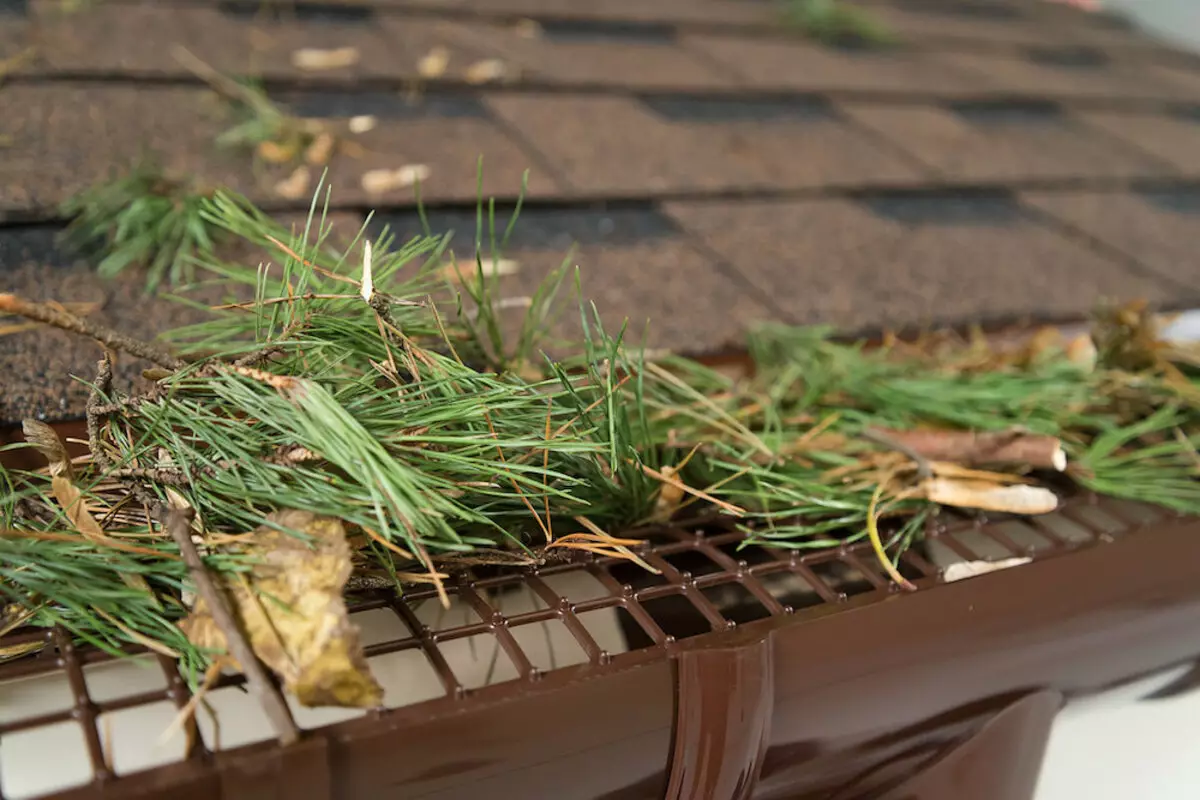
[22,419,71,477]
[179,511,383,708]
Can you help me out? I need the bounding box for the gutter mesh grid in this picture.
[0,494,1167,797]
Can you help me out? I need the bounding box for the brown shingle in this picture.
[367,0,774,25]
[663,195,1174,332]
[840,102,1173,182]
[27,2,511,83]
[294,94,562,203]
[851,2,1069,47]
[366,206,769,354]
[0,84,260,214]
[0,212,365,423]
[927,49,1193,101]
[1020,189,1200,297]
[429,19,741,90]
[1075,110,1200,176]
[485,93,928,195]
[681,33,987,95]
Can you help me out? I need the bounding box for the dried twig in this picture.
[163,509,299,746]
[868,427,1066,471]
[0,294,184,369]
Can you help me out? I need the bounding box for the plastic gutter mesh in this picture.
[0,494,1171,799]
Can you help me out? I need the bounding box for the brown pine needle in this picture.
[483,409,551,543]
[360,525,415,560]
[865,485,917,593]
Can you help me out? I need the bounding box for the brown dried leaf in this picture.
[180,511,383,708]
[22,419,71,477]
[52,476,158,599]
[51,476,107,541]
[292,46,360,71]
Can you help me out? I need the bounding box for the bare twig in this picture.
[163,509,299,746]
[861,428,933,480]
[0,293,184,369]
[86,356,116,472]
[867,427,1066,472]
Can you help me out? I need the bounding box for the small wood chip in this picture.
[464,59,507,84]
[292,47,360,71]
[943,557,1031,583]
[441,258,520,282]
[257,140,298,165]
[348,115,377,134]
[417,46,450,78]
[274,166,312,200]
[361,164,431,195]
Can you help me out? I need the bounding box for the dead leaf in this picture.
[292,46,360,71]
[348,114,377,134]
[417,46,450,78]
[360,164,431,195]
[0,640,45,665]
[464,58,507,84]
[304,132,336,166]
[257,139,298,165]
[1066,334,1097,372]
[22,419,71,477]
[923,477,1058,515]
[52,477,107,541]
[273,166,312,200]
[179,511,383,708]
[943,557,1031,583]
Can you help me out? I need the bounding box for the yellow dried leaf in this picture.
[922,477,1058,515]
[274,165,312,200]
[464,58,506,84]
[292,46,360,71]
[1066,334,1097,372]
[180,511,382,708]
[943,557,1031,583]
[257,139,297,164]
[654,464,686,516]
[304,132,336,166]
[22,419,71,477]
[417,46,450,78]
[0,640,45,665]
[348,114,377,134]
[360,164,431,195]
